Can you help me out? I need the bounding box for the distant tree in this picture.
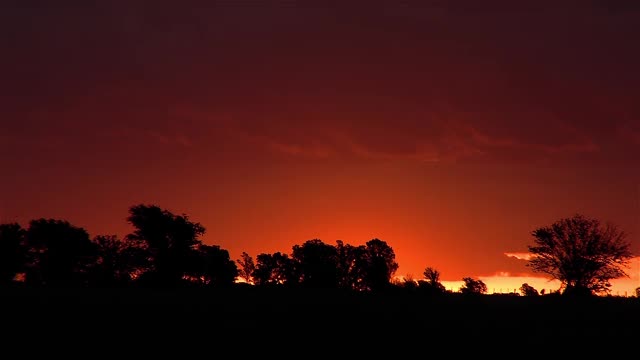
[252,253,274,286]
[335,240,368,291]
[119,237,152,280]
[195,244,238,287]
[362,238,399,292]
[24,219,98,286]
[527,214,633,296]
[92,235,135,285]
[253,252,296,286]
[125,204,205,285]
[291,239,338,288]
[0,223,27,285]
[399,274,418,290]
[419,266,446,294]
[460,277,487,295]
[635,287,640,298]
[236,252,255,284]
[519,283,539,296]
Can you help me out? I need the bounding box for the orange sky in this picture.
[1,1,639,293]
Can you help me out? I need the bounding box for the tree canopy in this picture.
[460,277,487,294]
[0,223,26,285]
[527,214,633,296]
[519,283,539,296]
[419,267,446,294]
[126,204,206,285]
[24,219,97,286]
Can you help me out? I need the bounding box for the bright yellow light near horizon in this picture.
[437,273,639,297]
[438,257,640,296]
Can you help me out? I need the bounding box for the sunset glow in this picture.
[2,1,639,294]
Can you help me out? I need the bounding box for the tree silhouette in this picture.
[460,277,487,294]
[519,283,539,296]
[0,223,27,285]
[527,214,633,296]
[419,267,446,294]
[92,235,144,286]
[194,244,238,287]
[291,239,338,288]
[24,219,97,287]
[236,252,255,284]
[253,252,296,286]
[335,240,368,291]
[126,204,205,286]
[363,238,399,291]
[398,274,418,290]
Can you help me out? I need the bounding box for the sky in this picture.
[2,0,640,294]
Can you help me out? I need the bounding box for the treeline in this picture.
[1,203,451,292]
[9,205,632,297]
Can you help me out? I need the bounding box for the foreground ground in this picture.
[2,287,638,356]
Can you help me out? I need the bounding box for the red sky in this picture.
[2,1,640,292]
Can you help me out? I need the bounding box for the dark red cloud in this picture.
[2,1,639,281]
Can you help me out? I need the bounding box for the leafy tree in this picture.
[195,244,238,287]
[0,223,27,285]
[236,252,255,284]
[92,235,147,285]
[635,287,640,298]
[460,277,487,294]
[253,252,297,286]
[125,204,205,285]
[252,253,274,286]
[363,238,399,291]
[24,219,98,286]
[335,240,368,291]
[419,266,446,294]
[291,239,338,288]
[519,283,539,296]
[527,214,633,296]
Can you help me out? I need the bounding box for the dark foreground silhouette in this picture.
[2,205,638,356]
[2,286,638,356]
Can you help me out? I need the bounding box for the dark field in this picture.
[3,287,639,356]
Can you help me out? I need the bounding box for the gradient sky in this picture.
[2,1,639,293]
